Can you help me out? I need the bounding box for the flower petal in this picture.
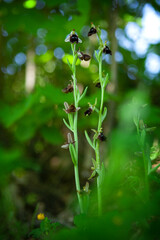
[78,38,82,43]
[65,34,70,42]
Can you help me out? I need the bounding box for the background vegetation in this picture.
[0,0,160,239]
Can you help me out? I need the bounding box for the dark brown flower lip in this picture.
[98,132,106,141]
[84,107,93,116]
[78,52,91,61]
[65,30,82,44]
[88,27,97,37]
[64,104,77,113]
[63,102,80,114]
[103,45,112,55]
[70,34,79,43]
[62,84,73,93]
[95,82,101,88]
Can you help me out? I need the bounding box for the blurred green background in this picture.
[0,0,160,239]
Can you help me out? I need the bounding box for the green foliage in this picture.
[84,130,95,150]
[31,217,62,240]
[1,0,160,239]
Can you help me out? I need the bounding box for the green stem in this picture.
[74,164,83,212]
[71,43,83,213]
[98,63,105,130]
[95,52,104,215]
[95,141,102,215]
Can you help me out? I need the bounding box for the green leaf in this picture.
[69,144,77,165]
[84,131,95,149]
[63,118,73,132]
[68,114,74,130]
[148,164,160,175]
[92,158,97,169]
[103,73,109,87]
[88,170,97,180]
[146,127,156,132]
[95,107,99,114]
[101,107,107,123]
[79,87,88,102]
[94,50,99,61]
[67,58,73,72]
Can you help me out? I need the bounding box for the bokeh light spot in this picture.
[37,28,47,38]
[127,65,138,80]
[54,47,64,60]
[101,29,108,43]
[125,22,140,41]
[44,61,56,73]
[145,53,160,74]
[23,0,36,9]
[36,0,45,10]
[36,44,47,55]
[7,64,16,75]
[14,52,26,65]
[115,52,123,63]
[134,38,149,57]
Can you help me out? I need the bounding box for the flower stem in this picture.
[98,54,104,131]
[71,44,83,213]
[95,52,104,215]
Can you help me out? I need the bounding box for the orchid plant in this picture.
[62,30,90,213]
[62,26,112,215]
[84,24,112,215]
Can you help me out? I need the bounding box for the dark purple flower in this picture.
[103,45,112,55]
[84,107,93,116]
[63,102,80,114]
[62,84,73,93]
[98,132,106,141]
[65,30,82,44]
[95,82,101,88]
[78,52,91,61]
[88,27,97,37]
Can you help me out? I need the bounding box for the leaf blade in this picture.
[85,131,95,149]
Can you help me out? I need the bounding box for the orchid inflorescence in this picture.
[62,23,112,214]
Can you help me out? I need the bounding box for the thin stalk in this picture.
[95,141,102,215]
[71,44,83,213]
[74,165,83,212]
[98,54,104,131]
[95,52,104,215]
